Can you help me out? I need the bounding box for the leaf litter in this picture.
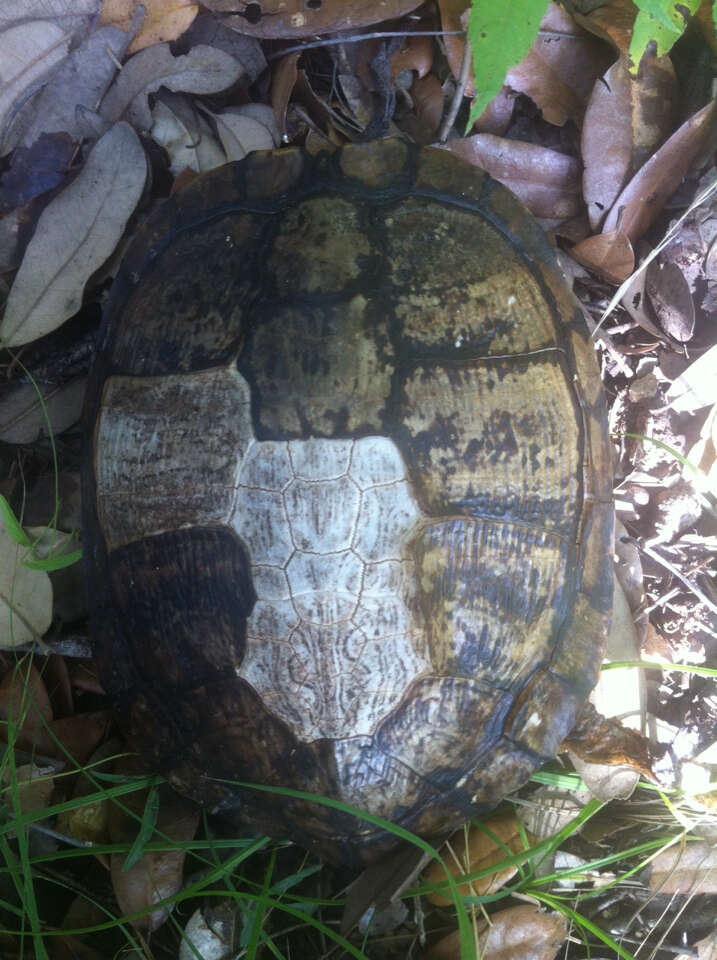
[0,0,715,957]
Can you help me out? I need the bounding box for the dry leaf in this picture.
[570,229,635,283]
[110,775,201,932]
[439,134,582,218]
[0,20,71,156]
[6,25,132,153]
[646,259,696,341]
[564,701,653,781]
[209,104,279,161]
[99,0,198,55]
[428,904,567,960]
[505,3,611,126]
[1,122,146,347]
[0,378,87,444]
[582,57,677,230]
[202,0,422,39]
[99,43,244,128]
[0,1,100,32]
[650,841,717,894]
[424,814,532,905]
[0,522,52,648]
[603,100,717,243]
[1,761,54,815]
[151,92,225,175]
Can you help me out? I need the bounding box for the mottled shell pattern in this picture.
[83,139,613,868]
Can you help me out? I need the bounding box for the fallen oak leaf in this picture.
[0,121,147,348]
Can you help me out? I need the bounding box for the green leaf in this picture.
[0,495,31,547]
[123,785,160,871]
[467,0,549,129]
[22,548,83,572]
[629,0,701,69]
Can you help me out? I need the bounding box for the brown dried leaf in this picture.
[646,259,696,341]
[603,100,717,243]
[1,762,54,815]
[400,73,444,145]
[573,0,636,57]
[391,32,433,81]
[1,122,146,347]
[439,134,581,219]
[472,87,515,135]
[99,0,198,54]
[203,0,422,38]
[0,20,72,156]
[582,56,677,230]
[650,841,717,894]
[505,3,611,126]
[45,710,112,763]
[563,702,654,780]
[425,814,532,905]
[428,904,567,960]
[272,53,300,144]
[99,43,243,128]
[569,229,635,283]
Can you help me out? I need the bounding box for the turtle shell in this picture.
[83,139,613,868]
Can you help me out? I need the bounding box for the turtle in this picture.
[82,138,613,869]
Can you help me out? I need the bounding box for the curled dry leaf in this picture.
[1,122,146,348]
[563,701,654,781]
[424,814,532,905]
[570,229,635,283]
[99,43,244,128]
[0,377,87,444]
[0,523,52,648]
[439,134,582,219]
[650,841,717,894]
[603,100,717,243]
[0,20,71,156]
[203,0,422,39]
[428,904,567,960]
[99,0,198,55]
[582,56,677,230]
[151,91,225,175]
[569,751,640,801]
[6,25,133,154]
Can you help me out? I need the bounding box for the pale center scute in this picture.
[232,434,430,742]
